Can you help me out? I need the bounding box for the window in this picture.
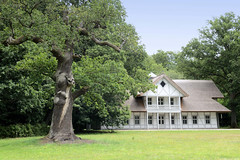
[182,116,187,124]
[170,98,174,105]
[159,115,164,124]
[148,98,152,105]
[193,116,197,124]
[205,115,210,124]
[158,97,164,105]
[160,81,166,87]
[171,115,175,124]
[148,115,153,124]
[126,120,129,125]
[134,115,140,125]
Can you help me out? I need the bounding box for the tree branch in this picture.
[120,39,126,50]
[32,37,44,43]
[3,36,28,46]
[78,27,89,36]
[3,35,44,46]
[51,45,64,61]
[77,24,125,52]
[72,86,89,100]
[73,54,82,59]
[91,34,121,52]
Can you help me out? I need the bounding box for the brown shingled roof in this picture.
[174,80,230,112]
[124,96,146,112]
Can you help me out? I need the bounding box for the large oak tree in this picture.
[0,0,152,141]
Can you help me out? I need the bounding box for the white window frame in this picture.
[148,98,152,105]
[182,116,187,124]
[134,115,140,125]
[158,97,164,105]
[171,115,175,124]
[159,115,164,124]
[148,115,153,124]
[205,115,210,124]
[193,116,198,124]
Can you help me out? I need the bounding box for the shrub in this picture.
[0,124,49,138]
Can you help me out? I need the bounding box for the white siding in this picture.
[182,112,218,129]
[119,112,218,129]
[143,78,184,97]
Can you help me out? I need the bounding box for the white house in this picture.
[122,74,230,129]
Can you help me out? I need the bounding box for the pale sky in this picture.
[121,0,240,55]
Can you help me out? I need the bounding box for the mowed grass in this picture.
[0,130,240,160]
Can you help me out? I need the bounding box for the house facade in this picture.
[122,74,230,129]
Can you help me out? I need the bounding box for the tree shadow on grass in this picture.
[38,130,117,144]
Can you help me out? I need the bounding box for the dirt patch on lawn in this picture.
[40,137,95,145]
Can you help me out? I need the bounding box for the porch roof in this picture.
[124,96,146,112]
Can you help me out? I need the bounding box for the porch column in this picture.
[178,96,181,110]
[147,112,149,129]
[168,96,171,109]
[157,112,159,129]
[180,112,183,129]
[146,95,148,109]
[169,113,172,129]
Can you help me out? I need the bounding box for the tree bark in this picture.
[230,93,238,128]
[47,50,79,142]
[231,108,237,128]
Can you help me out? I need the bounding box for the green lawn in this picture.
[0,130,240,160]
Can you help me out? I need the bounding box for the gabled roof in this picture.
[152,74,188,97]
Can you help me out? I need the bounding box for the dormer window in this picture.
[148,98,152,105]
[160,81,166,87]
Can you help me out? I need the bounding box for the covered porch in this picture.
[146,112,183,129]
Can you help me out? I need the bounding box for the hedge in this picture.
[0,124,49,138]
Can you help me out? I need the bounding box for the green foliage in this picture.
[16,42,57,80]
[0,124,49,138]
[72,56,134,128]
[142,55,185,79]
[0,44,53,126]
[152,50,177,69]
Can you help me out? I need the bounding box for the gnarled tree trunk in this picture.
[47,50,79,141]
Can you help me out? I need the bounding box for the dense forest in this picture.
[0,0,239,140]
